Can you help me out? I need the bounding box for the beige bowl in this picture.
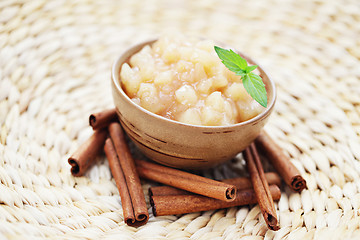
[111,39,276,169]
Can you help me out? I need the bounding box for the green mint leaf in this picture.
[242,72,267,107]
[234,69,246,76]
[214,46,247,72]
[245,65,258,73]
[214,46,267,108]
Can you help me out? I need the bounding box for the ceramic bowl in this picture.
[111,39,276,169]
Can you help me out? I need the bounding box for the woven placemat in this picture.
[1,0,360,239]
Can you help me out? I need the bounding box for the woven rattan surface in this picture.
[1,0,360,239]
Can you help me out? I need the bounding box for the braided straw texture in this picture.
[1,0,360,239]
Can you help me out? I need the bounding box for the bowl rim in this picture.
[111,39,277,130]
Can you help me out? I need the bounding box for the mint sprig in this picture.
[214,46,267,108]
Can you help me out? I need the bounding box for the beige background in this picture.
[1,0,360,239]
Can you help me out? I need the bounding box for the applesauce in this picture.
[119,34,265,126]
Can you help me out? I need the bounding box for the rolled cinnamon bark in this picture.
[136,160,236,202]
[244,143,280,231]
[149,186,190,197]
[222,172,281,189]
[149,172,281,197]
[89,108,118,130]
[255,131,307,192]
[68,129,108,177]
[108,122,148,226]
[150,185,281,216]
[104,138,146,227]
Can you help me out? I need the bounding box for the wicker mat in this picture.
[1,0,360,239]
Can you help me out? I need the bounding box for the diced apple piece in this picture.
[194,62,207,81]
[120,63,141,97]
[154,70,173,85]
[138,83,163,113]
[138,83,157,98]
[196,78,213,95]
[191,49,214,69]
[223,67,240,82]
[236,100,263,122]
[152,36,169,55]
[180,70,196,83]
[162,43,180,63]
[178,108,202,125]
[140,45,152,54]
[176,60,194,73]
[130,45,154,67]
[211,75,228,89]
[225,82,250,101]
[201,107,223,126]
[139,67,155,82]
[179,46,194,61]
[175,85,198,105]
[205,91,225,112]
[131,97,140,105]
[220,101,236,125]
[196,39,215,53]
[224,100,234,120]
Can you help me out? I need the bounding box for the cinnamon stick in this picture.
[104,138,147,227]
[149,172,281,197]
[150,185,281,216]
[149,186,190,197]
[136,160,236,202]
[68,129,108,177]
[108,122,148,226]
[89,108,118,130]
[222,172,281,189]
[255,131,307,192]
[244,143,280,231]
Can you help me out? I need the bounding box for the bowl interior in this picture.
[112,40,276,129]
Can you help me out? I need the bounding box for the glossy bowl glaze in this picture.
[111,39,276,169]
